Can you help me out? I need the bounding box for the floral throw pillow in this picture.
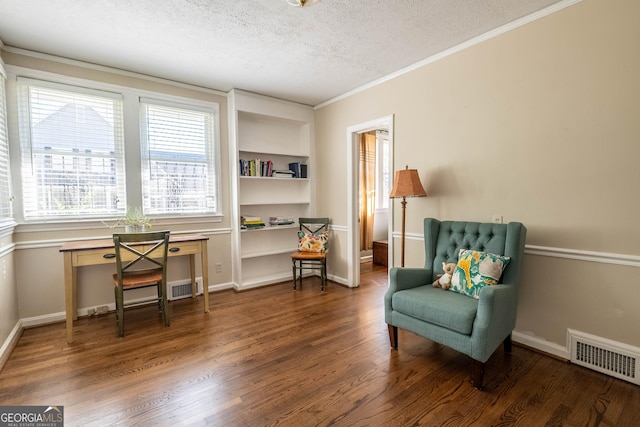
[298,231,328,253]
[450,249,510,299]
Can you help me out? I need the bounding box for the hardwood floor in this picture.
[1,262,638,426]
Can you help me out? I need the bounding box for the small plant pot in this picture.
[125,225,148,233]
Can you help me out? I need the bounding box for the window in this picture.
[0,67,12,224]
[17,79,126,220]
[140,99,218,215]
[15,76,220,223]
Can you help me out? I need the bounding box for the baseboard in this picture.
[0,320,23,372]
[208,282,235,293]
[513,330,570,360]
[21,312,66,328]
[327,273,349,287]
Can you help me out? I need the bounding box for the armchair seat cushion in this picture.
[392,286,478,335]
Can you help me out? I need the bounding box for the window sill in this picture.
[14,214,224,234]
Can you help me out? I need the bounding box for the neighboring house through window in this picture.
[17,79,125,220]
[140,99,218,215]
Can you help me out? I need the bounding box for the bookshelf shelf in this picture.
[239,176,309,181]
[230,90,314,290]
[241,247,297,259]
[241,224,298,232]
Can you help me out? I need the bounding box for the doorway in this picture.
[346,115,394,287]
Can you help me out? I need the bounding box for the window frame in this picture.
[10,70,222,225]
[16,77,127,221]
[0,62,13,228]
[139,97,221,217]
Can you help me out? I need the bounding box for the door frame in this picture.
[346,115,394,287]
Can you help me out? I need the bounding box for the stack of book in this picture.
[241,216,265,230]
[239,159,274,177]
[287,162,308,178]
[269,217,295,226]
[271,170,295,178]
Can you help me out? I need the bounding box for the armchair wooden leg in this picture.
[471,359,485,390]
[388,324,398,349]
[504,334,513,354]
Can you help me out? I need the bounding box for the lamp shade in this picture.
[389,166,427,198]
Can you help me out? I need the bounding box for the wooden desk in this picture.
[60,233,209,343]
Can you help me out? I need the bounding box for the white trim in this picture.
[0,242,15,258]
[14,216,224,233]
[315,0,583,109]
[525,245,640,268]
[513,330,570,360]
[390,231,640,268]
[391,230,422,241]
[21,312,66,328]
[0,320,22,369]
[0,221,17,237]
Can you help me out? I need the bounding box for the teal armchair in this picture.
[384,218,527,389]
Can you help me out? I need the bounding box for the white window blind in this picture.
[140,99,217,215]
[0,71,13,223]
[18,79,126,219]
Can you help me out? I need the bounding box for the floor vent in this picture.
[568,329,639,385]
[168,278,202,301]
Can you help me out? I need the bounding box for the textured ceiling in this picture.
[0,0,564,106]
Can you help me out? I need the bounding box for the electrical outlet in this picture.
[87,308,96,316]
[492,215,503,224]
[215,262,222,273]
[96,305,109,315]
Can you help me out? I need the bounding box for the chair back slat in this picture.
[113,231,171,279]
[299,217,329,235]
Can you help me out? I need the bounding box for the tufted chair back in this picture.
[424,218,526,288]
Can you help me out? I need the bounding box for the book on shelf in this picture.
[269,216,295,226]
[288,162,300,178]
[287,162,308,178]
[241,215,265,229]
[239,159,273,177]
[271,169,295,178]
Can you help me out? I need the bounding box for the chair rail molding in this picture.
[525,245,640,268]
[390,232,640,268]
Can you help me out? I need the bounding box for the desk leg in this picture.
[189,254,197,298]
[63,252,77,343]
[201,241,210,313]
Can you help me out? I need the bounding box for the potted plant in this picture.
[103,206,152,232]
[120,206,152,232]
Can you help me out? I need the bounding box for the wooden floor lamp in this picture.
[389,166,427,267]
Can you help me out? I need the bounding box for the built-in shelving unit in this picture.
[229,90,314,289]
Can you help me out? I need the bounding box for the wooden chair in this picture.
[112,230,170,337]
[291,218,329,291]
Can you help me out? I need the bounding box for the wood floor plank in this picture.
[1,262,638,426]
